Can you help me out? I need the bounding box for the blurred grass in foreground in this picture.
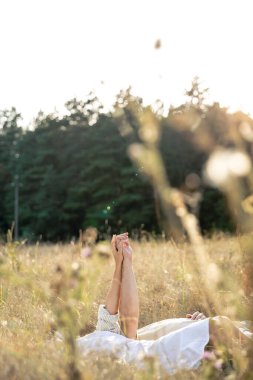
[0,235,252,380]
[120,94,253,378]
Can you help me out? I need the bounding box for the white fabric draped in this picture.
[77,317,210,374]
[76,306,252,374]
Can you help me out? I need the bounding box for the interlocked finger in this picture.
[117,240,124,254]
[192,311,206,320]
[191,311,200,320]
[115,234,129,251]
[111,234,127,251]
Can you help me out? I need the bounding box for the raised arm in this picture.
[119,238,139,339]
[105,233,127,315]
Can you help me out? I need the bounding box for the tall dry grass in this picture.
[0,234,252,380]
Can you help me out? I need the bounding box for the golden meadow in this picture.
[0,234,252,380]
[1,91,253,379]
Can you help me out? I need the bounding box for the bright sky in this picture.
[0,0,252,126]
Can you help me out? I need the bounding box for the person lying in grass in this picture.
[77,233,252,374]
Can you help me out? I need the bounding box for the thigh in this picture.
[137,318,194,340]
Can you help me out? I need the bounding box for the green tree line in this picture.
[1,81,251,241]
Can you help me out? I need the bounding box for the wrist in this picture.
[114,264,122,278]
[113,271,122,286]
[115,260,123,270]
[122,257,132,267]
[112,277,121,285]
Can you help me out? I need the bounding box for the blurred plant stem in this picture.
[127,106,253,376]
[50,263,85,380]
[50,258,102,380]
[129,143,220,315]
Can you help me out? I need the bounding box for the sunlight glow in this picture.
[205,149,252,186]
[0,0,252,125]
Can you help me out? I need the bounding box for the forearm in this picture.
[119,259,139,337]
[105,264,122,315]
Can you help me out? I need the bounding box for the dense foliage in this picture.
[1,82,251,241]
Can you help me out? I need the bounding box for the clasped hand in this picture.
[111,232,133,266]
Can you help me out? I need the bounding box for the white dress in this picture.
[77,305,210,374]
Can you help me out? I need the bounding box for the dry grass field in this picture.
[0,234,252,380]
